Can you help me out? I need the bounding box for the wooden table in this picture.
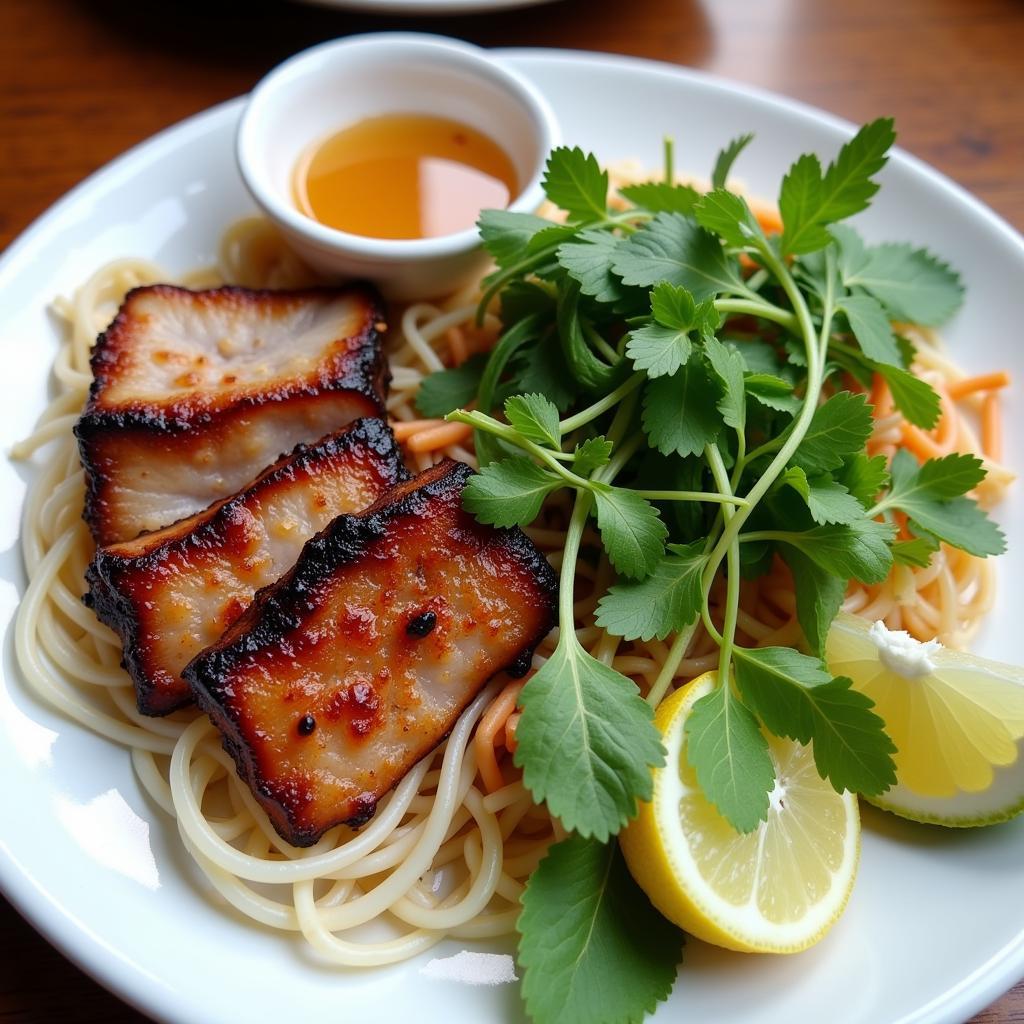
[1,0,1022,1020]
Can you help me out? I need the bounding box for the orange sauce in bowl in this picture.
[294,113,518,240]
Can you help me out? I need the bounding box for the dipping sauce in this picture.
[294,114,518,241]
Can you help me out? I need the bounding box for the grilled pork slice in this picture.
[183,459,558,848]
[86,419,407,716]
[75,284,388,545]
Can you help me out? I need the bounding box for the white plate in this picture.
[1,49,1022,1024]
[294,0,560,15]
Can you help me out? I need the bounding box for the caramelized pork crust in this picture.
[86,419,406,716]
[75,284,389,545]
[183,459,558,847]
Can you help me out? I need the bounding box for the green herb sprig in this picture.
[417,124,997,1024]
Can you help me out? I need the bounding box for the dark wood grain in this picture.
[1,0,1022,1020]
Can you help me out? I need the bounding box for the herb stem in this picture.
[559,372,644,434]
[664,136,675,185]
[714,298,798,333]
[584,323,622,365]
[704,444,741,682]
[632,489,751,508]
[558,491,594,628]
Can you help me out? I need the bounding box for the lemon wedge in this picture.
[619,672,860,954]
[826,612,1024,826]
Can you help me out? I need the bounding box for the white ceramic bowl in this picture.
[236,33,560,299]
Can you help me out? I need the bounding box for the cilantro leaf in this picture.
[790,392,874,474]
[574,436,614,476]
[642,362,723,457]
[504,393,561,449]
[512,336,579,412]
[518,836,684,1024]
[694,189,765,250]
[744,373,800,413]
[711,133,754,190]
[595,541,707,641]
[881,450,1005,556]
[626,324,693,378]
[619,181,699,214]
[415,353,488,417]
[768,518,896,584]
[780,119,895,255]
[478,210,554,269]
[837,453,890,507]
[846,242,965,325]
[779,547,846,657]
[461,457,560,527]
[875,362,941,429]
[782,467,863,525]
[892,534,941,567]
[704,336,747,432]
[685,683,774,834]
[732,646,897,795]
[543,146,608,222]
[592,486,668,580]
[515,638,665,841]
[612,213,744,300]
[838,294,902,366]
[651,280,719,333]
[558,229,630,305]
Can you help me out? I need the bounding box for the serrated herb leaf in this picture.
[875,362,941,429]
[515,638,665,841]
[711,133,754,190]
[837,453,890,507]
[767,518,896,584]
[790,392,874,474]
[846,242,965,325]
[574,436,614,476]
[732,646,897,795]
[595,541,707,641]
[838,294,902,366]
[415,353,489,417]
[685,683,774,834]
[642,361,723,457]
[704,336,747,432]
[461,457,560,527]
[782,467,863,525]
[479,210,554,269]
[518,836,684,1024]
[694,189,765,250]
[892,534,941,567]
[505,393,562,449]
[558,229,630,305]
[626,324,693,378]
[592,486,668,580]
[780,119,895,255]
[543,146,608,222]
[744,373,801,413]
[619,181,700,214]
[612,213,744,300]
[779,547,847,657]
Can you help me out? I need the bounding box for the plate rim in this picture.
[1,48,1022,1024]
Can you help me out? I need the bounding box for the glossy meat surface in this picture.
[183,460,558,847]
[86,419,406,716]
[75,284,388,544]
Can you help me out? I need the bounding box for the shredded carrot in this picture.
[405,420,474,453]
[932,383,957,452]
[447,325,468,366]
[754,206,783,237]
[947,371,1011,399]
[869,373,894,418]
[474,679,527,793]
[900,422,947,461]
[505,713,520,753]
[982,393,1003,461]
[390,418,444,441]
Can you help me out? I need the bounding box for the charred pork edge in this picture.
[85,417,408,717]
[182,459,559,847]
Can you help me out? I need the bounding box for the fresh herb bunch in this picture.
[417,122,1004,1024]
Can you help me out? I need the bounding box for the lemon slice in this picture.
[619,673,860,954]
[826,612,1024,826]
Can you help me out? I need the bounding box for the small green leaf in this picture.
[461,457,561,527]
[642,362,723,458]
[543,146,608,222]
[415,353,489,417]
[782,468,863,525]
[779,548,847,657]
[744,373,800,414]
[515,637,666,841]
[769,518,896,584]
[592,486,668,580]
[704,336,747,432]
[518,836,684,1024]
[711,133,754,190]
[838,294,902,366]
[791,392,874,474]
[504,393,562,449]
[685,683,774,834]
[732,646,897,796]
[574,436,614,476]
[889,449,986,499]
[626,324,693,378]
[837,453,890,507]
[892,534,941,567]
[875,362,941,429]
[694,189,765,250]
[846,242,965,325]
[619,181,700,214]
[595,541,707,641]
[612,213,744,300]
[558,229,630,305]
[478,210,554,268]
